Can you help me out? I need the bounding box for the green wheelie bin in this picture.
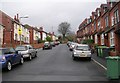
[96,46,108,57]
[106,56,120,79]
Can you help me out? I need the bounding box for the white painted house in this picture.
[42,31,47,41]
[33,29,40,41]
[14,22,30,43]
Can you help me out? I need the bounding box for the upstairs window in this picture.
[114,9,119,24]
[94,22,96,31]
[105,16,109,27]
[97,10,100,17]
[111,16,114,26]
[97,20,101,29]
[110,31,115,46]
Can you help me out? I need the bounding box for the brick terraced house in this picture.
[77,1,120,56]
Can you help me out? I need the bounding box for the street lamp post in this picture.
[19,16,28,45]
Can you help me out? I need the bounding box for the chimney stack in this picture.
[39,27,43,31]
[14,15,16,20]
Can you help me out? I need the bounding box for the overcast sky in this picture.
[0,0,106,35]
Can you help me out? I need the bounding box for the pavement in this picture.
[92,53,107,69]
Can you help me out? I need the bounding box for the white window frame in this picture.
[98,20,101,29]
[111,16,114,26]
[101,34,104,45]
[105,16,109,27]
[95,34,98,44]
[110,31,115,46]
[114,10,119,24]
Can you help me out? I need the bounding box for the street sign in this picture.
[18,28,22,35]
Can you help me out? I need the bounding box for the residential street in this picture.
[2,44,109,81]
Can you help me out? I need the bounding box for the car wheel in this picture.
[88,57,91,61]
[35,52,37,57]
[72,55,76,60]
[29,54,32,61]
[20,57,24,65]
[7,61,12,71]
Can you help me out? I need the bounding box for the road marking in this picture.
[92,58,107,70]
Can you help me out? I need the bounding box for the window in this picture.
[105,16,109,27]
[98,20,101,29]
[95,34,98,44]
[111,16,114,26]
[94,22,96,31]
[101,34,104,45]
[110,31,115,46]
[104,7,108,13]
[15,34,18,40]
[26,37,28,42]
[114,9,119,24]
[22,35,24,41]
[110,2,113,8]
[0,38,1,45]
[97,10,100,17]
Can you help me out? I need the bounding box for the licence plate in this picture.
[80,54,86,57]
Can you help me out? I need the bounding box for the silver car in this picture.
[15,45,37,60]
[72,44,91,60]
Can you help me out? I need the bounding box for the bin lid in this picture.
[106,56,120,60]
[97,46,108,48]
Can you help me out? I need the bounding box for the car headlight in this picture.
[89,53,91,55]
[74,52,77,55]
[2,56,6,61]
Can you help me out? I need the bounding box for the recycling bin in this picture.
[102,47,115,58]
[106,56,120,79]
[96,46,108,57]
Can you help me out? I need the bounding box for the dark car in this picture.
[43,42,52,50]
[0,48,24,71]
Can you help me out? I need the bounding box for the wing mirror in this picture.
[15,51,18,54]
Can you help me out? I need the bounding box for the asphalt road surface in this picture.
[2,44,117,81]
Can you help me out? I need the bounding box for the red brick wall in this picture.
[32,43,44,49]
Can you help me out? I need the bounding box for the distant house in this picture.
[39,27,47,41]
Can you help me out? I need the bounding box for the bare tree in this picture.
[58,22,70,38]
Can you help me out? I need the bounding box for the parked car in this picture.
[67,41,72,47]
[72,44,91,60]
[0,48,24,71]
[50,42,55,47]
[55,41,60,45]
[15,45,37,60]
[43,42,52,50]
[69,42,77,51]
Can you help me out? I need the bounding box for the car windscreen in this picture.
[15,46,27,51]
[76,46,89,51]
[0,49,3,55]
[0,49,9,55]
[44,43,49,45]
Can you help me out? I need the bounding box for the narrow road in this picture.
[2,44,108,81]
